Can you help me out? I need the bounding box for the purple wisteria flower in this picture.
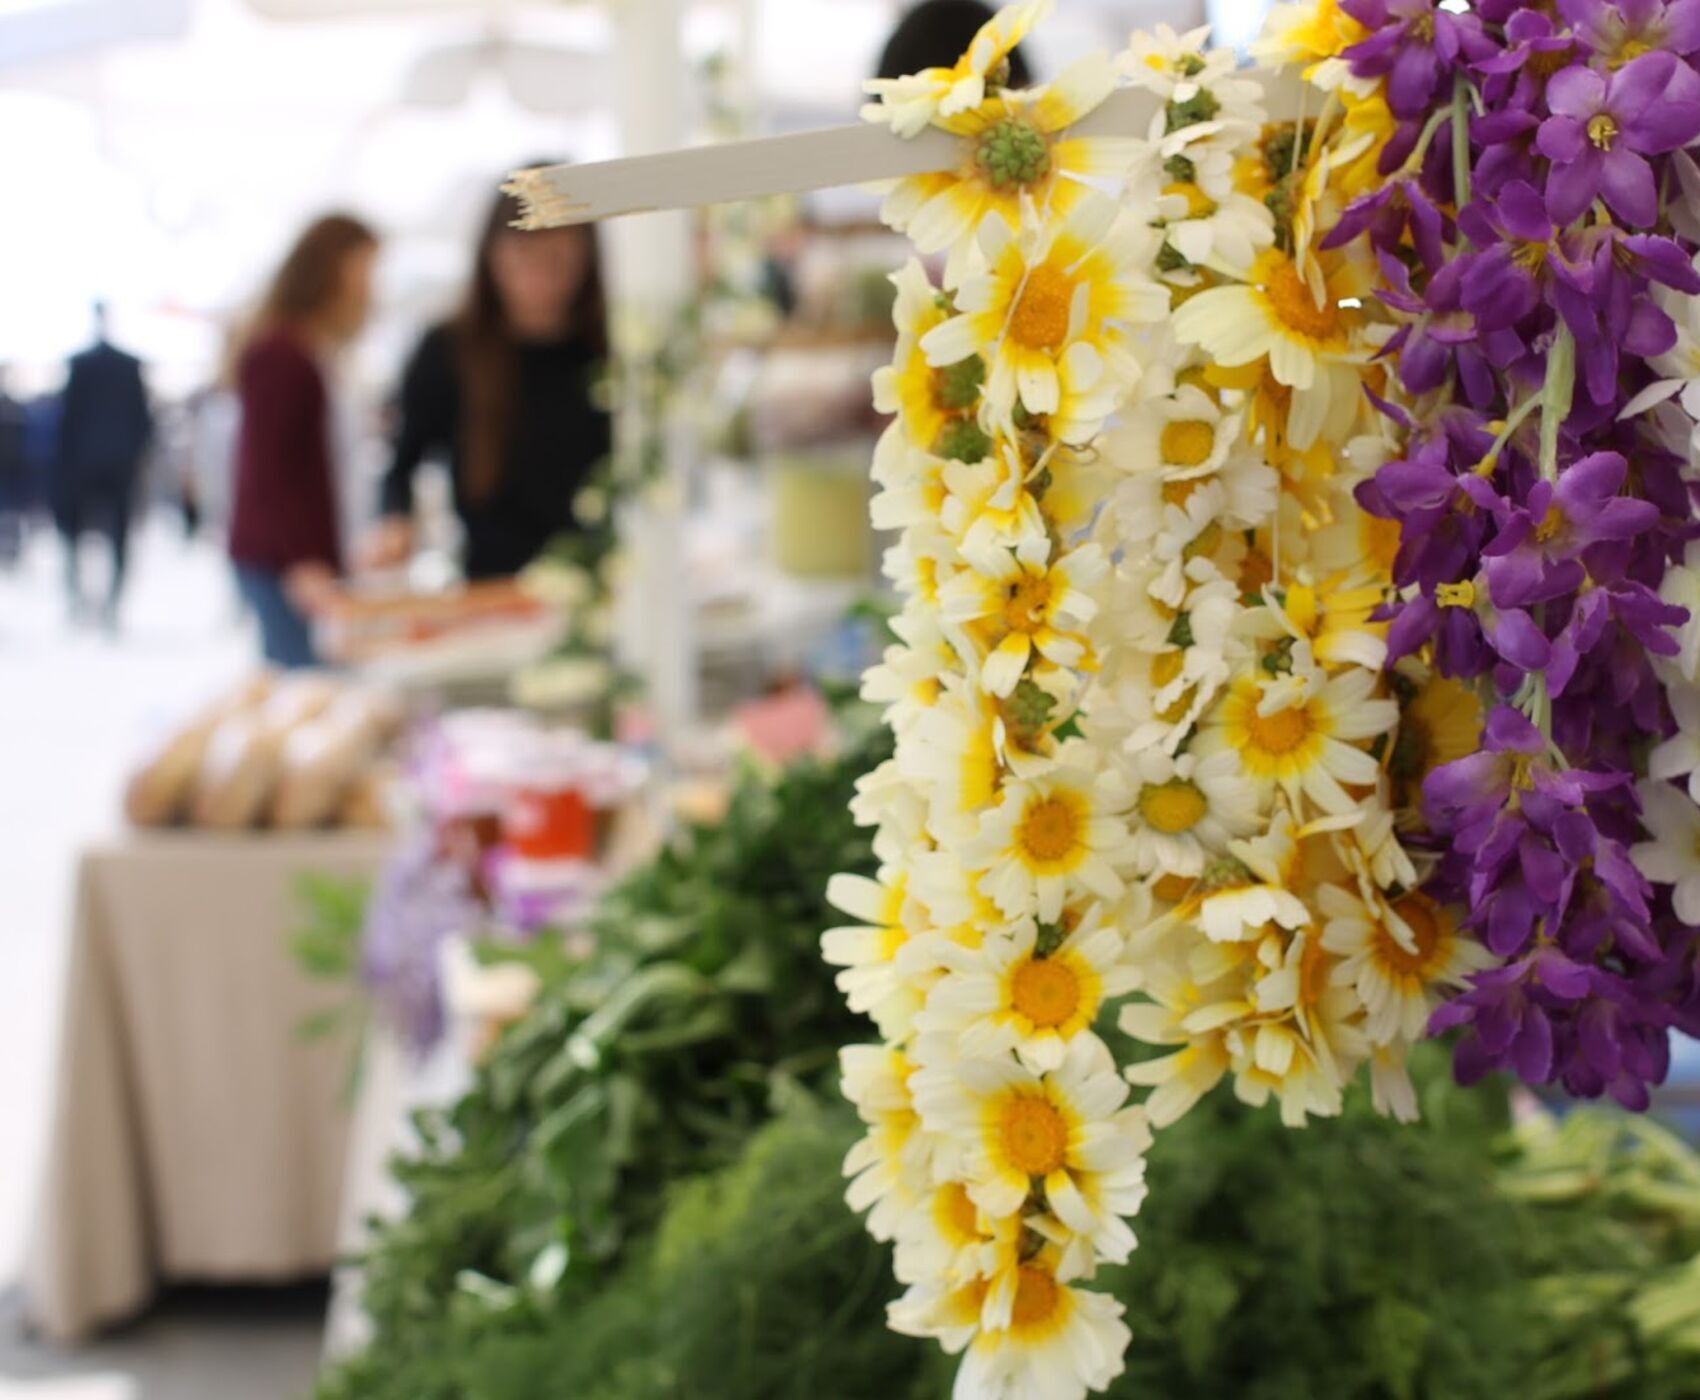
[1456,181,1578,330]
[361,830,485,1056]
[1343,0,1495,117]
[1560,0,1700,63]
[1470,451,1661,606]
[1324,0,1700,1105]
[1537,53,1700,225]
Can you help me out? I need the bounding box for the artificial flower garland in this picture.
[1275,0,1700,1109]
[826,2,1700,1396]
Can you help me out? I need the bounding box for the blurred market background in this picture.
[1,3,1235,1395]
[3,2,1699,1399]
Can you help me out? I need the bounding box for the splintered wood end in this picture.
[502,167,590,229]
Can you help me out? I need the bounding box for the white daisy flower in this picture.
[1630,779,1700,925]
[918,914,1137,1072]
[862,0,1054,138]
[1126,746,1262,878]
[841,1044,933,1242]
[914,1033,1150,1263]
[939,442,1051,575]
[953,1253,1133,1400]
[968,754,1132,921]
[1320,884,1490,1045]
[859,608,959,736]
[1195,807,1312,943]
[1649,684,1700,805]
[1195,663,1397,816]
[939,540,1106,698]
[823,865,930,1041]
[906,681,1008,845]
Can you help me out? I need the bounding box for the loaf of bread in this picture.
[335,766,392,830]
[123,671,279,827]
[190,713,285,830]
[270,692,390,828]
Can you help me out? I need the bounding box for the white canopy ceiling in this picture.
[0,0,1218,392]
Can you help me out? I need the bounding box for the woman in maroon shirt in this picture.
[228,213,378,667]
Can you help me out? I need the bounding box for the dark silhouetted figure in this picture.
[55,304,153,629]
[0,376,26,566]
[875,0,1035,85]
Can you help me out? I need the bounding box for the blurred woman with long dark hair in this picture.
[228,212,378,667]
[366,177,611,580]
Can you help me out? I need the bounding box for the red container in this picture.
[505,785,597,861]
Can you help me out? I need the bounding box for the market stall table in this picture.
[23,829,391,1343]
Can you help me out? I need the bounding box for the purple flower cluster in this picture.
[361,830,483,1056]
[1331,0,1700,1104]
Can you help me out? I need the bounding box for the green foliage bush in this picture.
[319,719,1700,1400]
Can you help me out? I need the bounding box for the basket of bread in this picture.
[124,672,404,831]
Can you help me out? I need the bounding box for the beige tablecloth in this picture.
[23,830,391,1343]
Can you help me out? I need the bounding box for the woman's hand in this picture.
[360,517,415,570]
[284,560,343,616]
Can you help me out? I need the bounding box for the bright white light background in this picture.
[0,0,1217,396]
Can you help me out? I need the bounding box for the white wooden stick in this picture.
[506,74,1305,228]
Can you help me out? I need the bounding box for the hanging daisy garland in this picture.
[828,1,1700,1395]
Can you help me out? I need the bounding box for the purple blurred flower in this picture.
[1560,0,1700,62]
[1456,181,1585,330]
[1472,452,1660,606]
[1537,53,1700,226]
[1342,0,1493,117]
[362,831,484,1056]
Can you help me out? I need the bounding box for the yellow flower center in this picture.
[1265,258,1340,341]
[1184,520,1225,560]
[1163,179,1217,219]
[1004,571,1053,633]
[1162,477,1205,508]
[1511,239,1547,273]
[937,1181,980,1243]
[999,1094,1068,1176]
[1377,894,1447,977]
[1157,687,1197,724]
[1533,503,1566,543]
[1240,546,1274,599]
[1009,264,1074,351]
[1361,513,1401,575]
[1009,955,1081,1028]
[1010,1264,1063,1330]
[1298,934,1332,1008]
[1154,872,1195,902]
[1016,795,1083,864]
[1160,419,1218,467]
[913,675,941,707]
[1138,778,1209,834]
[915,554,939,602]
[1151,650,1186,688]
[962,724,1000,811]
[1435,579,1476,608]
[1587,112,1619,151]
[1246,702,1312,755]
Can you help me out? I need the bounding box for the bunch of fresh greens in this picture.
[317,722,890,1400]
[328,1048,1700,1400]
[318,707,1700,1400]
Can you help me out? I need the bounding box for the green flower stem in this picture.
[1539,323,1575,483]
[1399,106,1453,177]
[1486,391,1543,465]
[1452,73,1473,224]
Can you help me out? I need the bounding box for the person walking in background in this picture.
[53,304,153,630]
[363,176,610,580]
[0,370,26,567]
[227,213,378,668]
